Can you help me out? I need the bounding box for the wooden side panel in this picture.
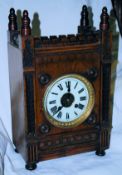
[8,42,27,161]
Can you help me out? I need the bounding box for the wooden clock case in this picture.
[8,6,112,170]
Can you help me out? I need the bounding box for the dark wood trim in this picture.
[24,73,35,134]
[23,39,33,67]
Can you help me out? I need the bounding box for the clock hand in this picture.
[75,104,77,108]
[53,106,63,115]
[57,106,63,111]
[66,81,71,92]
[68,84,70,92]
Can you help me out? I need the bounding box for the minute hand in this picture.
[54,106,63,115]
[67,81,71,92]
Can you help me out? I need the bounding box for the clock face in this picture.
[43,74,95,128]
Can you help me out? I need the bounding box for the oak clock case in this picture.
[8,6,112,170]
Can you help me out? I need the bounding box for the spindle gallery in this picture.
[8,6,112,170]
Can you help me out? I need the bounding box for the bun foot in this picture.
[25,163,37,170]
[96,150,106,156]
[15,148,19,153]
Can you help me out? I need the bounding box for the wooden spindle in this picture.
[8,8,18,31]
[78,5,90,33]
[80,5,89,29]
[21,10,31,37]
[100,7,109,31]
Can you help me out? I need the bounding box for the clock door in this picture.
[35,46,101,136]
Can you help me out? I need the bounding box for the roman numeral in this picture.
[75,103,84,110]
[65,81,71,88]
[80,96,86,101]
[49,100,56,104]
[66,113,70,119]
[78,88,84,94]
[57,111,62,118]
[50,106,57,115]
[74,82,78,89]
[78,103,84,110]
[51,92,58,95]
[58,84,63,91]
[74,111,78,116]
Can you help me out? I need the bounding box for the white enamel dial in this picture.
[43,74,95,128]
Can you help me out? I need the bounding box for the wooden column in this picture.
[96,7,112,156]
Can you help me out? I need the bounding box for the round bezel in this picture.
[43,74,95,128]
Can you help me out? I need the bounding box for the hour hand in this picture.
[53,106,63,116]
[66,81,71,92]
[57,106,63,112]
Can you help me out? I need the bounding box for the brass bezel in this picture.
[43,74,95,129]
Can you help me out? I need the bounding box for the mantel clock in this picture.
[8,6,112,170]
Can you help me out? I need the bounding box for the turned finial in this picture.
[8,8,18,31]
[80,5,89,29]
[100,7,109,31]
[21,10,31,36]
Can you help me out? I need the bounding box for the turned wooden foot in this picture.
[15,148,19,153]
[25,162,37,170]
[96,150,106,156]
